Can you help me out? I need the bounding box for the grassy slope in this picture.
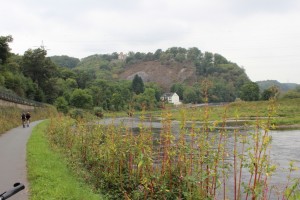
[0,105,57,135]
[164,98,300,127]
[27,120,104,200]
[104,99,300,128]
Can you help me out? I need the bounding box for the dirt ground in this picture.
[119,61,197,91]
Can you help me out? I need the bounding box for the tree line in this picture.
[2,35,297,115]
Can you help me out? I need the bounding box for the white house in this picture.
[160,93,181,105]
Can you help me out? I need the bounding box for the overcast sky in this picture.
[1,0,300,84]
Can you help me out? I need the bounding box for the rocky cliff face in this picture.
[118,61,197,91]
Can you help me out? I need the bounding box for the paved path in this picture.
[0,120,43,200]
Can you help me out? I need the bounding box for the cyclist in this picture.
[21,112,26,128]
[25,112,31,127]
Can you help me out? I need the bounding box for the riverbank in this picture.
[144,98,300,129]
[27,121,104,199]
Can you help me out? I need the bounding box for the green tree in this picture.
[0,74,4,86]
[75,69,96,89]
[183,87,198,103]
[34,86,46,102]
[240,82,260,101]
[132,74,144,95]
[59,67,77,80]
[0,35,13,64]
[87,79,112,109]
[214,53,228,65]
[170,83,185,100]
[187,47,202,62]
[282,90,300,99]
[134,88,157,110]
[209,81,236,102]
[261,86,279,100]
[3,71,25,96]
[145,82,162,101]
[66,78,78,89]
[175,53,186,63]
[261,89,274,100]
[154,49,162,60]
[134,52,146,60]
[70,89,93,109]
[43,78,62,103]
[144,52,154,61]
[50,55,80,68]
[281,86,300,99]
[25,79,38,100]
[111,93,124,111]
[3,54,23,72]
[196,51,214,75]
[54,96,69,114]
[22,48,58,101]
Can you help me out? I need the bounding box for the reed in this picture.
[46,97,299,199]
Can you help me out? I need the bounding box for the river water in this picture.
[269,130,300,186]
[98,117,300,198]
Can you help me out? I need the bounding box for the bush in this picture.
[69,108,84,120]
[93,107,104,118]
[54,97,69,114]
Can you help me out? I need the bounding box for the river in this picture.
[98,117,300,198]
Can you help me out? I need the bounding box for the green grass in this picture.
[154,98,300,127]
[0,105,57,135]
[27,120,104,200]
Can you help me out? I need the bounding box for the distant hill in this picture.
[256,80,299,92]
[50,47,251,102]
[50,55,80,69]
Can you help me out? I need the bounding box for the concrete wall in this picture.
[0,99,35,110]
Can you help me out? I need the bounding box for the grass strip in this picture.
[27,120,103,200]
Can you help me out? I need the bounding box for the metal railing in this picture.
[0,91,44,107]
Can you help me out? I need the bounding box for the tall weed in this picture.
[46,98,299,199]
[0,105,57,135]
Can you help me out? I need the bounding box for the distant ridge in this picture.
[256,80,299,92]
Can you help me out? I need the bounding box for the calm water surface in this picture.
[99,117,300,197]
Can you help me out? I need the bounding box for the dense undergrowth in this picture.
[46,98,300,199]
[27,121,103,200]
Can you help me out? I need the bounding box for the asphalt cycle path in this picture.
[0,120,43,200]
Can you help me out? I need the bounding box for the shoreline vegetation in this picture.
[45,98,300,199]
[1,98,300,199]
[27,121,103,200]
[105,98,300,129]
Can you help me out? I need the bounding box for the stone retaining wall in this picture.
[0,99,35,110]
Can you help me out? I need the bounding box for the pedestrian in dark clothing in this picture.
[25,112,31,127]
[21,112,26,128]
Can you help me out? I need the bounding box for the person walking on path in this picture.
[25,112,31,127]
[21,112,26,128]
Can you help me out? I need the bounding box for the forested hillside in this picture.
[51,47,251,103]
[257,80,298,92]
[2,35,299,114]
